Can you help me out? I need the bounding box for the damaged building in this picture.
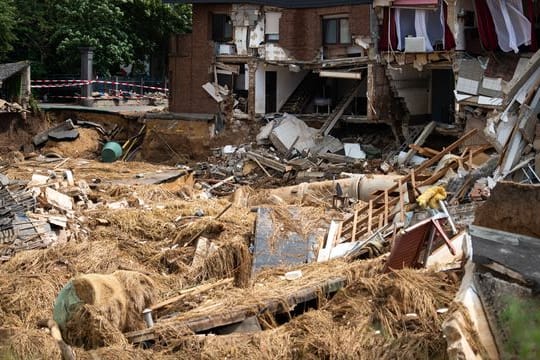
[167,0,540,149]
[0,1,539,359]
[166,0,407,138]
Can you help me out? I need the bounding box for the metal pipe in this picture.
[143,308,154,327]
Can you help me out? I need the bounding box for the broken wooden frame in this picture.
[125,276,346,344]
[339,129,478,244]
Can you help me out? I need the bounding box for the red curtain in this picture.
[524,0,538,51]
[443,2,456,50]
[379,7,397,51]
[475,0,498,51]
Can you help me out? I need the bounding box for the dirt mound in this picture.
[42,128,101,159]
[0,113,47,154]
[474,181,540,238]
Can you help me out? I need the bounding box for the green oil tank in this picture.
[101,141,123,163]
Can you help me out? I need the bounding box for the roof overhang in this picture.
[162,0,372,8]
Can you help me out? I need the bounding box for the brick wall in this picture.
[169,4,371,112]
[369,63,399,124]
[279,5,371,61]
[169,4,231,113]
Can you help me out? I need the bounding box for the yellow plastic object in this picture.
[417,186,447,209]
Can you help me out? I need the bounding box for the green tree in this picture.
[11,0,56,76]
[117,0,191,76]
[6,0,192,77]
[0,0,17,60]
[50,0,133,75]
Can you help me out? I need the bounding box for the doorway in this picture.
[431,69,455,123]
[265,71,277,113]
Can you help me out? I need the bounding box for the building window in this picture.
[323,17,350,45]
[212,14,233,42]
[265,12,281,42]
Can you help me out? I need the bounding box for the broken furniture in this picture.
[384,213,456,272]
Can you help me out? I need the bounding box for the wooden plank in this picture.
[351,210,358,243]
[401,121,436,165]
[347,197,400,241]
[150,278,234,312]
[482,261,529,286]
[342,130,477,243]
[369,129,478,206]
[409,144,440,158]
[406,181,416,206]
[398,179,405,223]
[367,200,373,235]
[125,277,347,343]
[246,151,291,173]
[318,220,341,262]
[503,50,540,105]
[384,190,389,225]
[470,225,540,287]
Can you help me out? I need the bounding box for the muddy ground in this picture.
[0,111,461,359]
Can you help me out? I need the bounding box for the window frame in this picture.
[322,17,351,45]
[212,13,233,43]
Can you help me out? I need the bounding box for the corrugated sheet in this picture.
[163,0,372,8]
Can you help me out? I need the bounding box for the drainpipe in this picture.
[80,47,94,106]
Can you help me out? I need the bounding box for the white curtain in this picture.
[395,4,444,52]
[486,0,531,53]
[395,8,416,50]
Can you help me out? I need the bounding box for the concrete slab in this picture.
[252,207,325,273]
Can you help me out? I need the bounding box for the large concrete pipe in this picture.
[235,174,402,207]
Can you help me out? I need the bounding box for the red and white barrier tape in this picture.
[91,80,168,92]
[46,95,88,99]
[32,79,90,83]
[31,82,87,88]
[47,93,146,100]
[32,79,168,92]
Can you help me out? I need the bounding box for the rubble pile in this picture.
[1,61,540,358]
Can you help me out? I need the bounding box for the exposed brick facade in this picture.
[369,63,407,125]
[169,4,232,113]
[169,3,371,113]
[279,5,371,61]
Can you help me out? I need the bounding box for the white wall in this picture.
[388,66,431,115]
[254,63,308,114]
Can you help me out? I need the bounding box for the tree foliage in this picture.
[6,0,191,76]
[51,0,133,75]
[0,0,17,60]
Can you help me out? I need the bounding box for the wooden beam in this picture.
[401,121,436,165]
[125,277,347,344]
[151,278,234,312]
[351,209,358,243]
[368,129,478,206]
[246,151,292,173]
[367,200,373,234]
[384,190,389,225]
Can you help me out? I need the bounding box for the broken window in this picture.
[265,12,281,42]
[323,17,350,45]
[212,14,233,42]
